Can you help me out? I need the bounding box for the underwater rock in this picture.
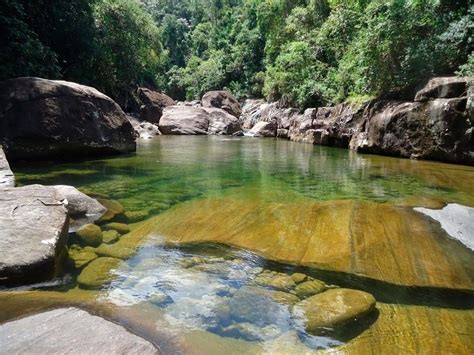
[0,307,158,354]
[0,146,14,188]
[146,195,474,289]
[0,185,68,285]
[97,199,125,222]
[0,77,136,161]
[76,224,103,247]
[77,257,122,289]
[102,230,120,244]
[94,244,136,260]
[123,210,150,223]
[290,273,308,284]
[294,279,327,299]
[220,322,281,341]
[254,272,296,291]
[292,288,376,334]
[104,222,131,235]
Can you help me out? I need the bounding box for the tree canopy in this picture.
[1,0,472,108]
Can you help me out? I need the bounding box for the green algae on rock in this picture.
[104,222,131,235]
[102,230,120,244]
[294,279,327,299]
[68,245,98,269]
[293,288,376,334]
[77,257,122,289]
[76,224,103,247]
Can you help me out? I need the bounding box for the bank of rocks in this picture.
[241,77,473,165]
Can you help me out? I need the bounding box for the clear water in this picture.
[6,136,474,353]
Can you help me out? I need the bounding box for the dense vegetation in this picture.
[1,0,472,108]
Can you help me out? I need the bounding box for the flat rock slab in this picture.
[0,307,158,354]
[137,193,474,290]
[0,185,68,285]
[0,146,14,188]
[414,203,474,251]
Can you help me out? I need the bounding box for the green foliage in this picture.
[1,0,472,108]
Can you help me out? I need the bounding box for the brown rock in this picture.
[202,90,241,118]
[138,87,175,123]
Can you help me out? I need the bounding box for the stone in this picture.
[104,222,131,235]
[138,87,175,123]
[148,291,171,306]
[229,286,293,327]
[97,198,125,222]
[220,322,281,341]
[76,224,103,247]
[0,185,68,285]
[254,272,296,291]
[292,288,376,334]
[276,128,289,139]
[159,106,210,135]
[414,77,469,102]
[414,203,474,250]
[290,273,308,284]
[94,244,136,260]
[0,77,136,161]
[146,195,474,289]
[102,230,120,244]
[0,146,14,188]
[0,307,158,354]
[77,257,122,289]
[128,116,161,140]
[68,245,98,269]
[124,210,150,223]
[294,279,327,298]
[202,90,241,118]
[204,107,243,135]
[53,185,106,232]
[247,120,278,137]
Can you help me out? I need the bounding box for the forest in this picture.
[1,0,472,109]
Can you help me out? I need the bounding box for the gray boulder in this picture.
[0,307,158,354]
[247,120,278,137]
[159,106,210,135]
[0,146,14,188]
[0,77,136,161]
[205,107,242,135]
[202,90,242,118]
[0,185,69,285]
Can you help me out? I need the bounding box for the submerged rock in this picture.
[0,77,136,161]
[68,245,98,269]
[77,257,122,289]
[254,272,296,291]
[102,230,120,244]
[104,222,131,235]
[202,90,242,118]
[0,185,68,285]
[294,279,327,299]
[0,307,158,354]
[220,322,281,341]
[97,198,125,222]
[292,288,376,334]
[76,224,103,247]
[0,146,14,188]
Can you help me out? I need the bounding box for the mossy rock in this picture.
[68,245,98,269]
[123,210,150,223]
[295,279,327,298]
[76,224,103,247]
[95,243,136,260]
[77,257,122,289]
[104,223,130,235]
[293,288,376,334]
[102,230,120,244]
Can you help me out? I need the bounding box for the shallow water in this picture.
[5,136,474,353]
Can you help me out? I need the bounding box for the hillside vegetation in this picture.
[1,0,472,108]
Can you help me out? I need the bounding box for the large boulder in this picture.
[349,97,474,164]
[138,87,175,123]
[247,120,278,137]
[0,146,14,188]
[292,288,376,334]
[414,77,470,102]
[159,106,210,135]
[0,308,158,354]
[0,185,69,285]
[159,106,243,135]
[0,77,136,161]
[202,90,242,118]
